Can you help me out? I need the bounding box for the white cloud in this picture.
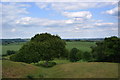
[11,28,16,32]
[1,2,118,38]
[103,7,118,16]
[2,3,30,28]
[94,22,114,26]
[36,2,117,11]
[63,11,92,19]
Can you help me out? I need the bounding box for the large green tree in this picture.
[91,36,120,62]
[10,33,67,63]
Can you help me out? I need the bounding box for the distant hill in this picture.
[63,38,104,42]
[1,39,30,45]
[0,38,104,45]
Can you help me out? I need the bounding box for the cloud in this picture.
[36,2,117,11]
[11,28,16,32]
[62,11,92,19]
[94,22,114,26]
[103,7,118,16]
[2,3,30,28]
[1,2,118,38]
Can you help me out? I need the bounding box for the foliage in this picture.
[7,50,16,55]
[91,36,120,62]
[82,51,92,61]
[10,33,67,63]
[35,62,56,68]
[69,48,79,62]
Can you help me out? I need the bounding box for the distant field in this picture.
[2,60,118,78]
[66,41,96,52]
[1,42,25,55]
[1,41,96,55]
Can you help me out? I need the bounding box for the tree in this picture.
[69,48,79,62]
[10,33,67,63]
[91,36,120,62]
[7,50,16,55]
[82,52,92,61]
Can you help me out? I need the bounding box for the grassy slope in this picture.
[66,41,96,52]
[2,60,118,78]
[2,60,42,78]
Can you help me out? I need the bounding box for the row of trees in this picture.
[69,36,120,63]
[91,36,120,62]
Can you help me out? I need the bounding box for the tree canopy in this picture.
[10,33,68,63]
[91,36,120,62]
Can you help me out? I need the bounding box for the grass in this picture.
[1,42,25,55]
[2,60,119,78]
[66,41,96,52]
[2,60,42,78]
[0,41,96,56]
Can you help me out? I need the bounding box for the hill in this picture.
[2,60,118,78]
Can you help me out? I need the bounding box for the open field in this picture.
[2,60,118,78]
[1,41,96,55]
[66,41,96,52]
[0,42,25,55]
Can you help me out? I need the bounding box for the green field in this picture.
[2,60,118,78]
[66,41,96,52]
[1,41,118,78]
[0,41,96,55]
[0,42,25,55]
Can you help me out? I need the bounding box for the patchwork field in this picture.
[2,60,118,78]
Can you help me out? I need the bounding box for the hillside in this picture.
[2,60,118,78]
[2,60,42,78]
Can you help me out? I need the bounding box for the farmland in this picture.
[1,41,96,55]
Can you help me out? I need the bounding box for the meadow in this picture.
[2,60,118,78]
[1,41,119,78]
[1,41,96,55]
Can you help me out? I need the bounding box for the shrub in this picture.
[82,51,92,61]
[35,62,56,68]
[7,50,16,55]
[69,48,79,62]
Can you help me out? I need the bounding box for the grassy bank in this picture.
[2,60,118,78]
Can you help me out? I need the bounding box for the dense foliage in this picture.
[2,50,16,56]
[69,48,92,62]
[10,33,68,63]
[69,48,79,62]
[91,36,120,62]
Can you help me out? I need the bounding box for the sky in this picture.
[1,2,119,39]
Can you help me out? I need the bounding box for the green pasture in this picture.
[1,42,25,55]
[1,41,96,55]
[66,41,96,52]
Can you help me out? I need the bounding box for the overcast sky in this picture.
[1,2,119,39]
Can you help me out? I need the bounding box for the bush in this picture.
[26,75,34,79]
[82,52,92,61]
[7,50,16,55]
[35,62,56,68]
[2,50,16,57]
[69,48,79,62]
